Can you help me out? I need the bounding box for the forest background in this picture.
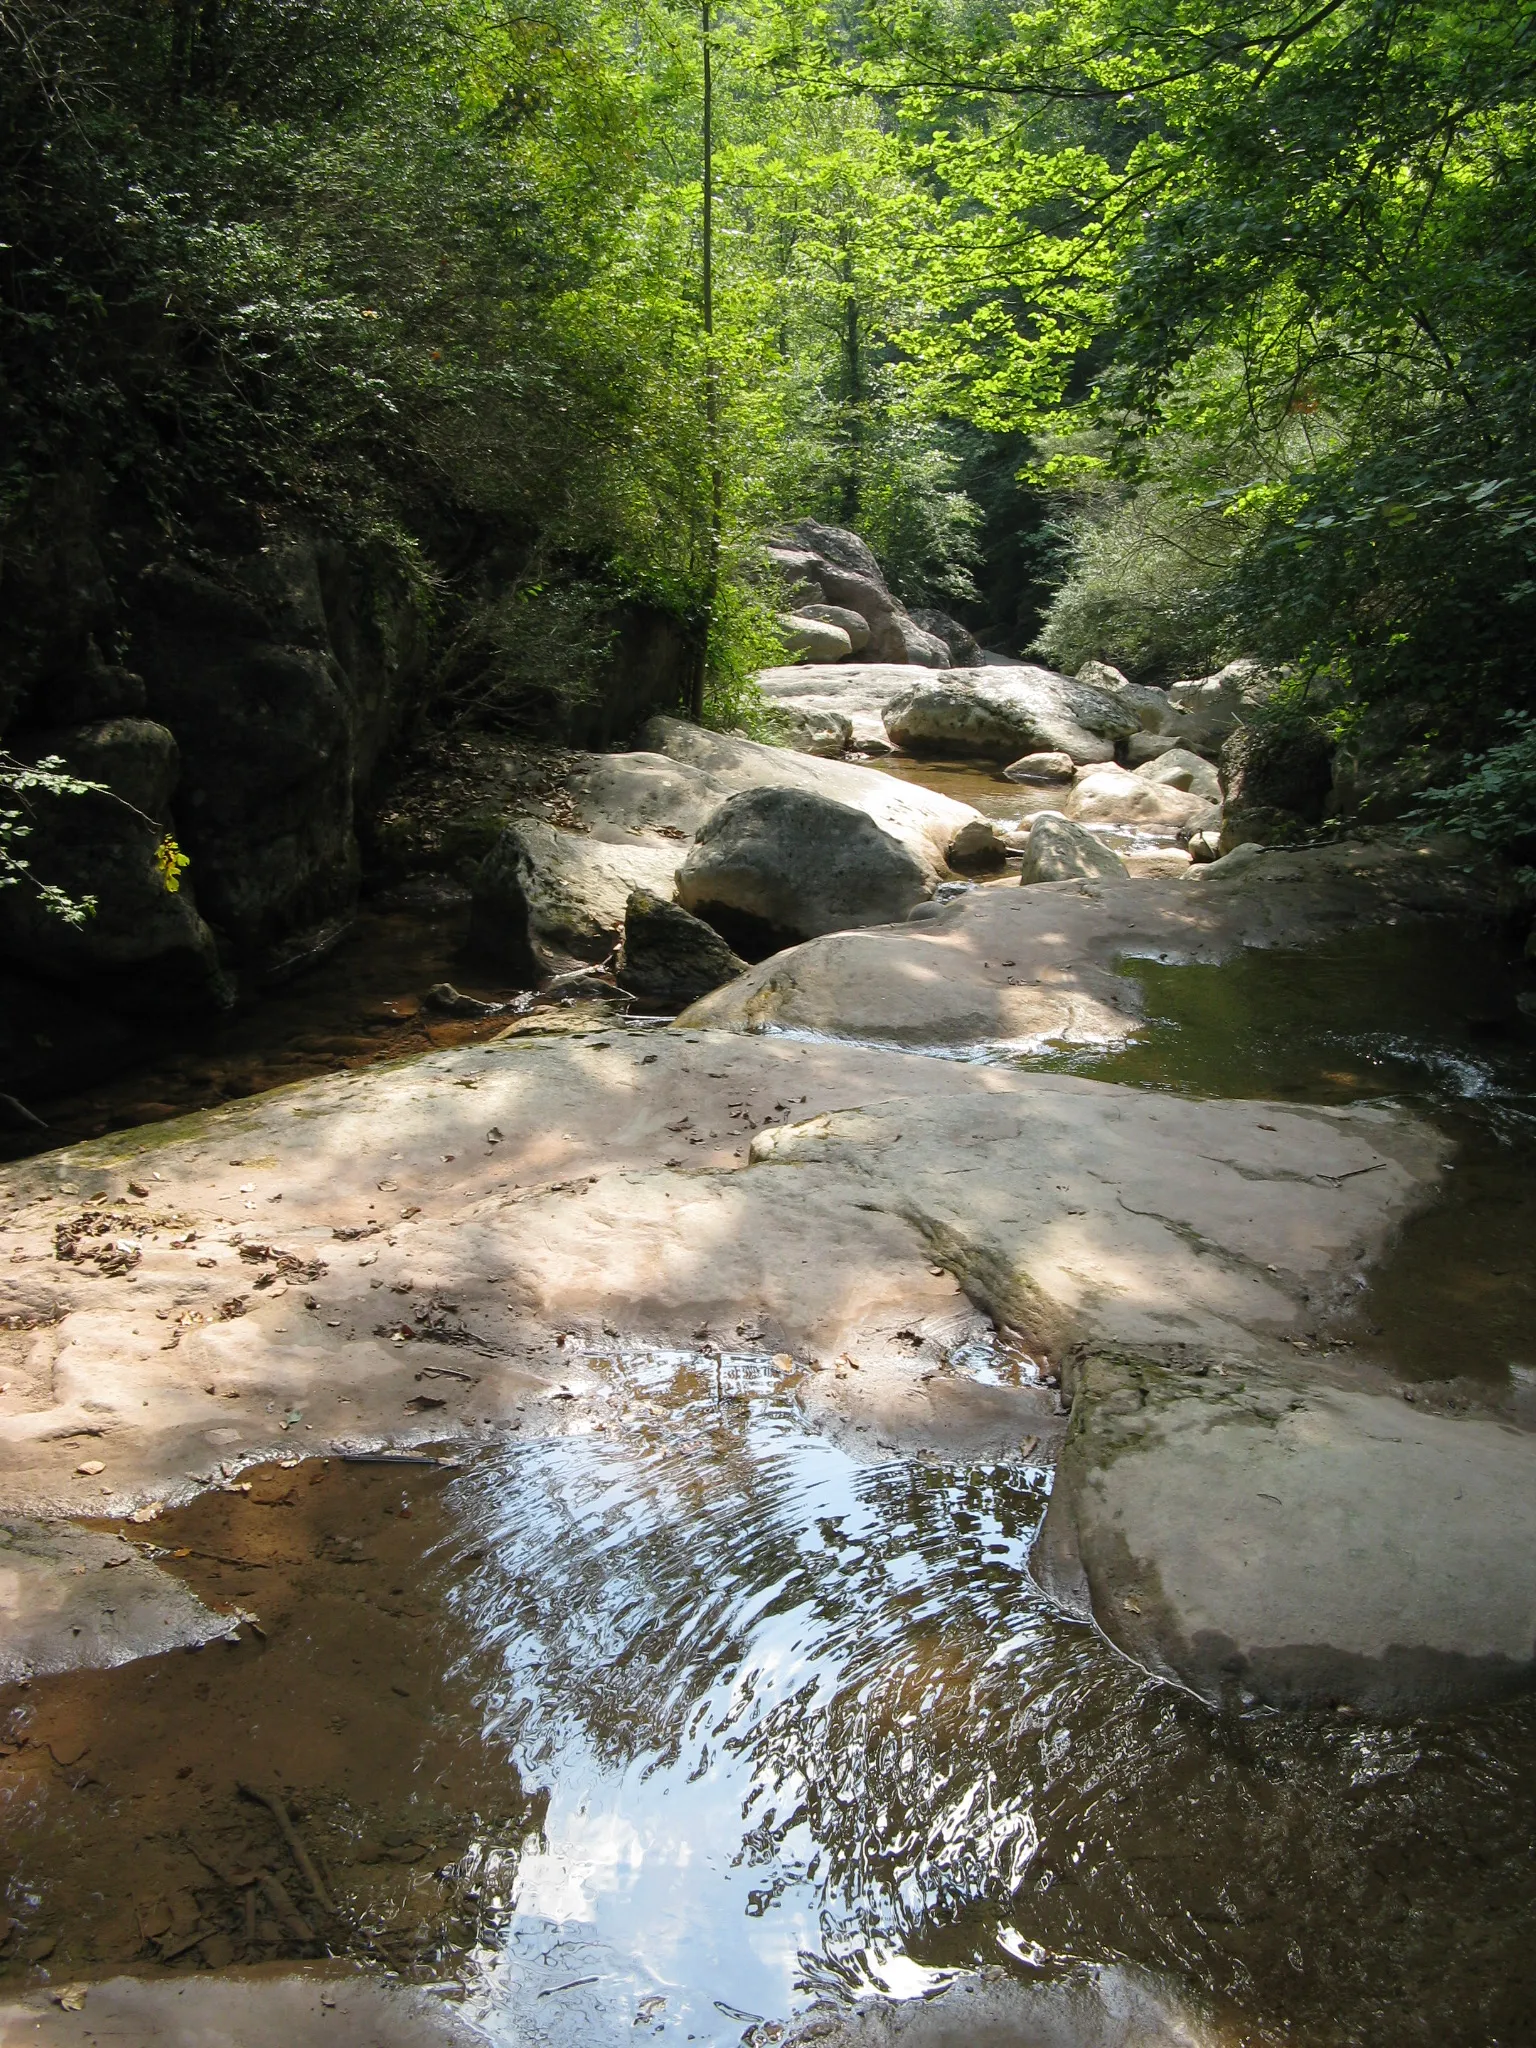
[3,0,1534,843]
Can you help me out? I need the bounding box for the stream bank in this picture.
[1,728,1534,2046]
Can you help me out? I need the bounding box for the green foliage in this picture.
[870,0,1536,719]
[0,755,109,925]
[1407,717,1536,856]
[1032,477,1242,681]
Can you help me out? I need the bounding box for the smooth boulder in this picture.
[1019,813,1130,884]
[777,612,853,662]
[883,668,1137,765]
[799,601,871,652]
[1135,746,1221,802]
[616,888,747,1009]
[1004,750,1076,784]
[469,817,680,979]
[677,785,935,951]
[638,716,975,878]
[1066,763,1219,832]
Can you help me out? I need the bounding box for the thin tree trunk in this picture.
[690,0,722,724]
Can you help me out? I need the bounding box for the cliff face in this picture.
[0,497,692,1097]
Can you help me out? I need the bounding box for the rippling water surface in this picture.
[429,1352,1536,2047]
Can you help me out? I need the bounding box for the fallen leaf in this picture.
[75,1459,105,1476]
[52,1986,87,2012]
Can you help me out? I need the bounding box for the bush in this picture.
[1407,716,1536,861]
[1031,486,1241,683]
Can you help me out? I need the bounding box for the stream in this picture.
[2,762,1535,2045]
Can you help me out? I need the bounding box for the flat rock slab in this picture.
[681,840,1497,1047]
[754,663,927,749]
[0,1517,232,1680]
[1037,1354,1536,1713]
[0,1971,480,2046]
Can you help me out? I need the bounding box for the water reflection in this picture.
[439,1358,1536,2046]
[445,1369,1098,2041]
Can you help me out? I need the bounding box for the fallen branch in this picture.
[237,1781,335,1915]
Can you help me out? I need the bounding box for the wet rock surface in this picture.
[0,1517,231,1680]
[2,733,1534,2045]
[683,839,1494,1047]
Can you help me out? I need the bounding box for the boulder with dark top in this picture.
[635,716,975,878]
[469,817,680,981]
[1218,720,1335,853]
[1018,813,1130,885]
[910,608,982,667]
[883,668,1137,765]
[677,785,935,954]
[617,889,747,1008]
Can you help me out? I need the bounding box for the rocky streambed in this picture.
[1,726,1534,2046]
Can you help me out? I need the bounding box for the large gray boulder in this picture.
[637,716,976,878]
[677,785,935,951]
[883,668,1138,764]
[1066,763,1220,832]
[798,602,871,652]
[1164,657,1276,754]
[469,817,680,979]
[1019,813,1130,884]
[1218,720,1335,853]
[910,607,982,666]
[767,521,951,667]
[1135,745,1222,803]
[616,888,746,1009]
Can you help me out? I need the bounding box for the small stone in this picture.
[75,1459,105,1476]
[1002,750,1076,785]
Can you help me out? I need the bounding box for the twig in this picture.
[237,1781,335,1914]
[257,1871,315,1943]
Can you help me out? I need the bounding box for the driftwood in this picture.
[237,1781,335,1915]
